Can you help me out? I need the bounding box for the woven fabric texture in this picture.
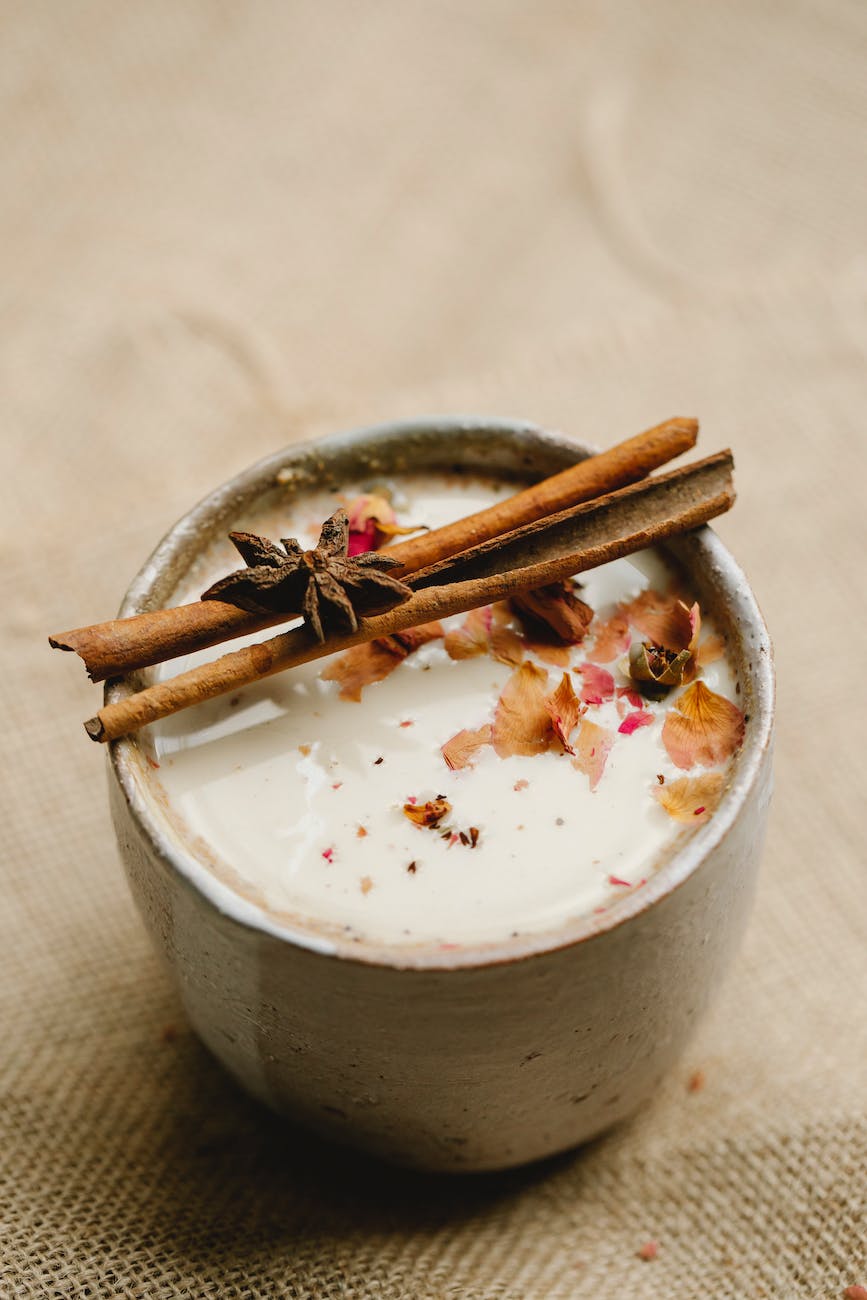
[3,3,867,1296]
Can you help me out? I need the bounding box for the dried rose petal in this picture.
[578,662,615,706]
[403,796,451,829]
[544,672,584,752]
[346,493,422,556]
[618,709,654,735]
[492,662,552,757]
[510,581,594,644]
[696,632,726,667]
[626,590,699,654]
[444,606,492,659]
[662,680,745,769]
[572,720,614,791]
[655,772,725,822]
[617,686,645,709]
[586,609,632,664]
[397,622,445,652]
[521,637,571,667]
[489,623,525,666]
[483,603,526,666]
[441,724,493,771]
[321,621,443,700]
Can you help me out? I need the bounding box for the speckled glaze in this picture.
[107,418,775,1171]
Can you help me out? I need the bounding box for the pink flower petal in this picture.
[578,662,615,706]
[618,709,654,735]
[571,720,614,791]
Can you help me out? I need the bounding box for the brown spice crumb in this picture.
[360,876,373,895]
[407,861,417,874]
[687,1068,706,1093]
[469,827,480,848]
[657,773,665,784]
[459,831,469,845]
[637,1240,659,1262]
[374,756,384,765]
[356,825,368,838]
[404,797,451,830]
[161,1025,178,1044]
[298,744,311,756]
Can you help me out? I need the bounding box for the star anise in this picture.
[201,508,413,641]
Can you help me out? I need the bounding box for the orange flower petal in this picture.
[441,724,493,771]
[662,680,745,769]
[489,602,525,663]
[444,607,492,660]
[572,720,615,791]
[489,623,525,666]
[321,622,443,701]
[321,639,405,701]
[586,610,632,664]
[697,633,726,668]
[444,606,524,666]
[522,638,571,667]
[626,590,698,653]
[544,672,584,752]
[655,772,726,823]
[492,662,552,757]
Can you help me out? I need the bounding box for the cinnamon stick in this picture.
[85,449,733,743]
[52,416,697,682]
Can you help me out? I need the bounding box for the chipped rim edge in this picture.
[108,415,775,972]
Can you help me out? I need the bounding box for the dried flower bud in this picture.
[628,642,692,699]
[347,493,422,556]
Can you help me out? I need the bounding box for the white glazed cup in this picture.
[108,418,774,1172]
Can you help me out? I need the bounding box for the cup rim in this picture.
[108,415,775,971]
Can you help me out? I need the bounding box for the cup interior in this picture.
[108,417,775,970]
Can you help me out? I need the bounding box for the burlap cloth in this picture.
[3,3,867,1296]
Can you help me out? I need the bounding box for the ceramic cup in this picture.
[108,417,774,1171]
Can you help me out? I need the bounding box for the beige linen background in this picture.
[3,3,867,1296]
